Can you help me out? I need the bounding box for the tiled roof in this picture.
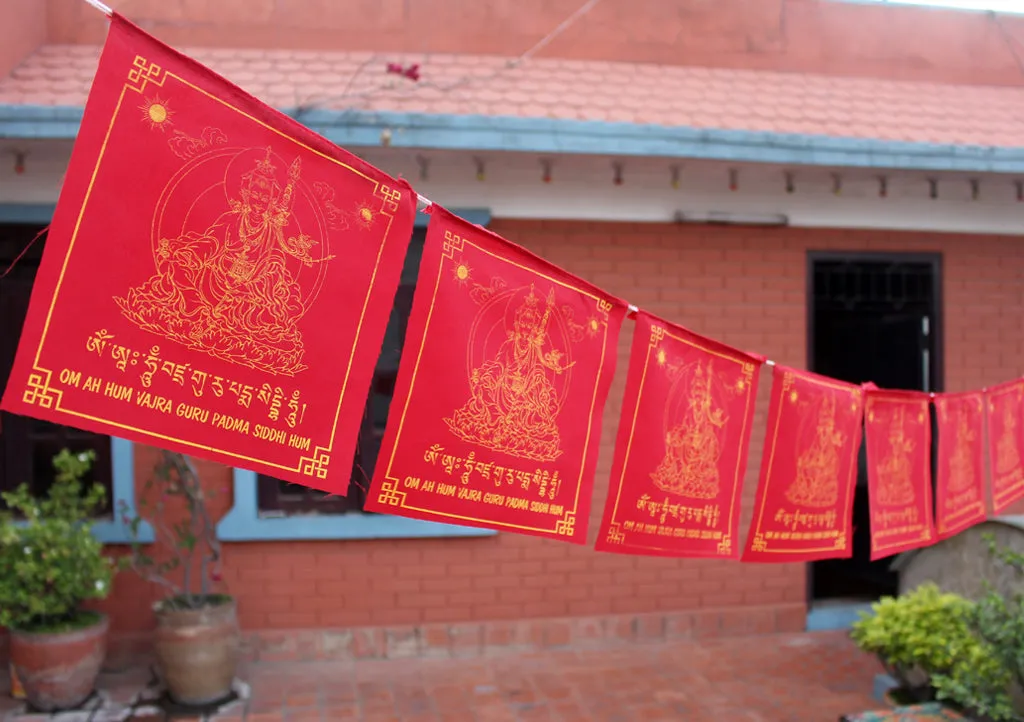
[2,44,1024,148]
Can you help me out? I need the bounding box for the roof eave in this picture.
[3,103,1024,175]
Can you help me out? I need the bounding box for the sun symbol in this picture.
[736,378,746,391]
[656,348,667,365]
[789,391,799,403]
[586,316,601,337]
[918,413,926,423]
[452,260,472,285]
[354,204,375,229]
[139,96,173,131]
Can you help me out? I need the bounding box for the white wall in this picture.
[1,139,1022,235]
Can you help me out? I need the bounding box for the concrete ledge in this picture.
[874,673,899,702]
[806,601,875,632]
[36,604,808,668]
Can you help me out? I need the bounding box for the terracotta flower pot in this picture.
[9,613,108,712]
[153,596,239,706]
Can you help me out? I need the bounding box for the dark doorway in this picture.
[0,224,114,510]
[807,252,942,606]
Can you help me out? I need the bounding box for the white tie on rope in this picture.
[83,0,113,16]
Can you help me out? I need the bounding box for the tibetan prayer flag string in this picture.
[862,386,936,560]
[0,15,416,491]
[742,366,864,563]
[985,379,1024,515]
[934,391,988,539]
[364,207,627,543]
[595,312,763,559]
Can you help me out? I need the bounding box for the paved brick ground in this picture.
[1,631,882,721]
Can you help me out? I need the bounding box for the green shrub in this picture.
[851,583,978,688]
[851,581,1017,720]
[953,534,1024,721]
[932,643,1015,722]
[0,450,116,633]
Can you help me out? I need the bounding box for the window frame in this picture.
[90,438,155,544]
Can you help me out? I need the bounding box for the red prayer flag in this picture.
[742,366,864,563]
[364,207,626,542]
[0,15,416,491]
[863,387,936,560]
[594,312,764,559]
[985,379,1024,514]
[934,391,988,538]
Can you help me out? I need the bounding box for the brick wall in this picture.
[43,0,1024,87]
[94,221,1024,644]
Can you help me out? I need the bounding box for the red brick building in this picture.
[2,0,1024,660]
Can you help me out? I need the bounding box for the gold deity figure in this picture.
[995,400,1021,477]
[116,147,331,376]
[651,360,726,499]
[948,404,977,493]
[445,286,572,462]
[785,393,845,508]
[876,407,916,507]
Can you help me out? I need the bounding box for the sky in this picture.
[861,0,1024,12]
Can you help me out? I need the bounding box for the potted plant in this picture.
[0,449,116,711]
[122,449,237,706]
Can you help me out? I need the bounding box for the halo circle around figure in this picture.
[152,145,331,316]
[465,283,576,410]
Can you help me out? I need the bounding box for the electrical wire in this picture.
[294,0,605,113]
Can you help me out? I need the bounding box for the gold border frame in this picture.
[749,372,861,556]
[863,395,934,557]
[376,233,613,537]
[987,382,1024,513]
[603,324,756,557]
[934,395,987,537]
[19,57,403,481]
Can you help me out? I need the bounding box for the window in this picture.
[255,228,425,516]
[0,224,114,512]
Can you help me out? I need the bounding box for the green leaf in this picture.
[0,448,116,631]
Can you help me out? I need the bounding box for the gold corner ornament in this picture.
[555,512,576,537]
[126,55,166,93]
[375,479,407,507]
[298,447,331,480]
[22,370,61,409]
[606,523,625,544]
